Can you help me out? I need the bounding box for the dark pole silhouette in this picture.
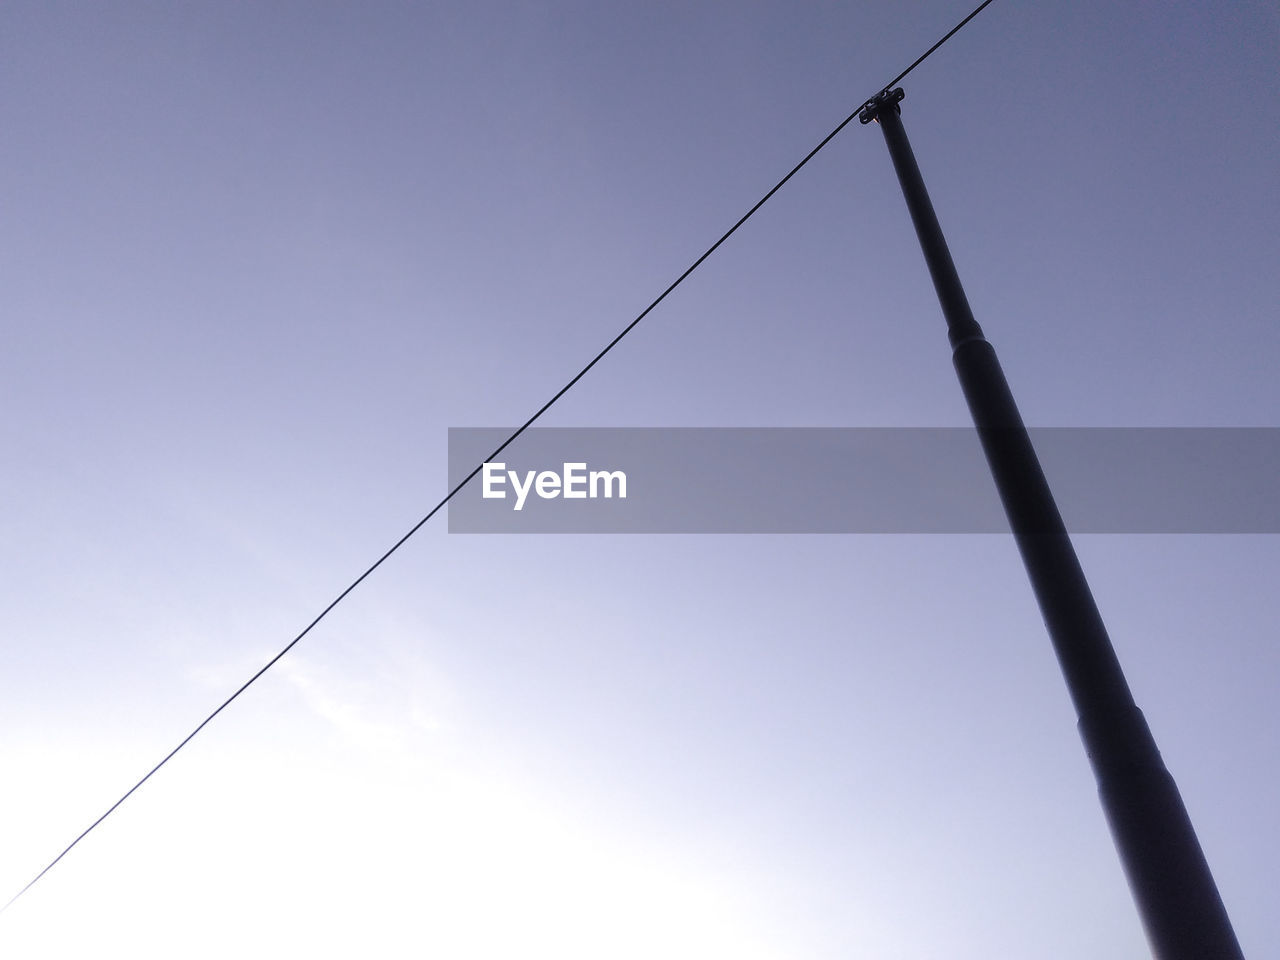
[860,87,1243,960]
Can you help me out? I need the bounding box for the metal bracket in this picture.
[858,87,905,125]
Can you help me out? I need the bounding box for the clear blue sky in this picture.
[1,2,1277,957]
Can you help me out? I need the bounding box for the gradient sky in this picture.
[2,2,1277,957]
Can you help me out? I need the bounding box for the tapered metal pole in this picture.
[860,88,1243,959]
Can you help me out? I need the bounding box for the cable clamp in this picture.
[858,87,905,124]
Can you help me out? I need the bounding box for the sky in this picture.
[1,1,1277,957]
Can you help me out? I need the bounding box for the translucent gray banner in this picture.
[446,428,1279,533]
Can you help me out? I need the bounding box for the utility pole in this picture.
[859,88,1243,959]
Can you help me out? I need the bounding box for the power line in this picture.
[882,0,998,94]
[1,0,1000,916]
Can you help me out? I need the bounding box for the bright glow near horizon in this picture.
[1,654,799,959]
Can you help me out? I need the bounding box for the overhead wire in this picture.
[1,0,1000,916]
